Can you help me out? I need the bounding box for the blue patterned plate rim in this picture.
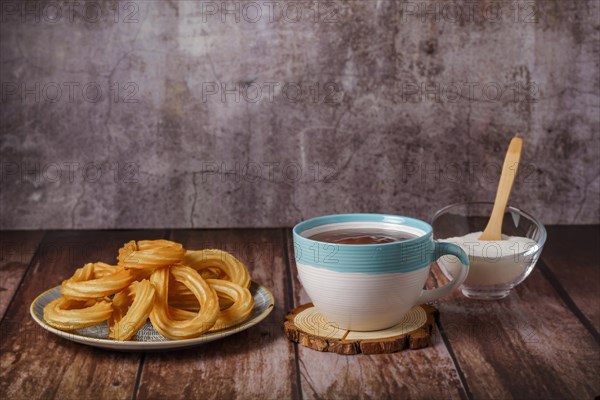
[30,281,275,351]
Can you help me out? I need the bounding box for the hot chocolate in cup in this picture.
[293,214,469,331]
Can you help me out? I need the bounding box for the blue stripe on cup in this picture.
[292,214,436,274]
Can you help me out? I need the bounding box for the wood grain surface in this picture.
[0,230,165,399]
[430,262,600,400]
[0,227,598,400]
[0,231,44,319]
[541,225,600,333]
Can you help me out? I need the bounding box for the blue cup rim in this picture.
[292,213,433,248]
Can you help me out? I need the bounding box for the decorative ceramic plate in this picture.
[30,281,274,351]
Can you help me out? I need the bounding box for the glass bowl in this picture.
[431,202,546,300]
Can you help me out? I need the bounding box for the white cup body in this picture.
[297,262,431,331]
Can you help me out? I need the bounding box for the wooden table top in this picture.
[0,226,598,399]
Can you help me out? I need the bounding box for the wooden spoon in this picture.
[479,137,523,241]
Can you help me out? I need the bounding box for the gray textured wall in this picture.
[1,0,599,229]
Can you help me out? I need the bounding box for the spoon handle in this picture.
[479,137,523,241]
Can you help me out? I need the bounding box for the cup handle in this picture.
[417,242,469,304]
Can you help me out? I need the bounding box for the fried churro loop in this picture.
[40,241,256,341]
[183,249,251,289]
[92,262,120,278]
[168,284,234,311]
[168,269,236,311]
[109,280,156,341]
[149,266,219,339]
[118,240,185,269]
[206,279,254,330]
[168,280,252,331]
[60,263,135,300]
[43,297,112,331]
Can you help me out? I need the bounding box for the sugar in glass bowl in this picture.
[431,202,546,300]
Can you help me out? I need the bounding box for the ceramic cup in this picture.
[293,214,469,331]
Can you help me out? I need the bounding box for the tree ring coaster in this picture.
[284,303,438,355]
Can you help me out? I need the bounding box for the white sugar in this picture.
[439,231,538,286]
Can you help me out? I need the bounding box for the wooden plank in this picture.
[285,230,467,400]
[136,229,298,400]
[0,230,166,400]
[429,260,600,399]
[540,225,600,332]
[0,231,45,319]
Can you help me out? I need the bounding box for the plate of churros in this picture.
[29,240,275,350]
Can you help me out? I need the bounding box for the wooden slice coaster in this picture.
[284,303,438,355]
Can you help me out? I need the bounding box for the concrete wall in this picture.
[1,0,598,229]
